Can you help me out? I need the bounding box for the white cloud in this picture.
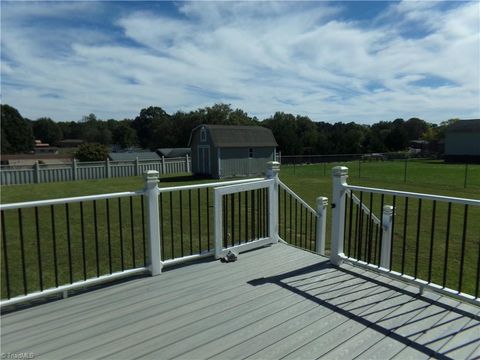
[1,0,479,123]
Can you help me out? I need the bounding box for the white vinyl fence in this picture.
[0,156,191,185]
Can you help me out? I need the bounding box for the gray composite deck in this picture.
[1,243,479,360]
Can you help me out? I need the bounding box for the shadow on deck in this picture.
[1,243,479,359]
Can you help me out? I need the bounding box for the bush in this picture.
[74,143,109,162]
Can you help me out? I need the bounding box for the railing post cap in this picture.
[266,161,280,170]
[144,170,159,182]
[332,166,348,176]
[266,161,280,178]
[316,196,328,206]
[383,205,394,214]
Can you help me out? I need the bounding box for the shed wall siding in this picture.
[219,147,274,178]
[445,133,480,155]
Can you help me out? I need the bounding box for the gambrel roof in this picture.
[190,125,278,148]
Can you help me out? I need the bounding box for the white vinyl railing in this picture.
[330,166,480,305]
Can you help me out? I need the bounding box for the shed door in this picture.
[198,145,210,174]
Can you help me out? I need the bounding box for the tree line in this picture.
[1,103,455,156]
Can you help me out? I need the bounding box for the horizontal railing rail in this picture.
[331,166,480,305]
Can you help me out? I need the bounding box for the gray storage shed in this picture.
[189,125,277,178]
[444,119,480,163]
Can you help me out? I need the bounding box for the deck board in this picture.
[1,243,479,360]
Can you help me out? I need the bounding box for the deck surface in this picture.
[1,243,479,360]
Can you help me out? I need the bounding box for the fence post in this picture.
[380,205,394,269]
[266,161,280,243]
[316,196,328,255]
[331,166,348,266]
[72,158,77,181]
[135,157,140,176]
[144,170,162,275]
[185,154,190,173]
[161,156,166,175]
[34,161,40,183]
[105,158,111,178]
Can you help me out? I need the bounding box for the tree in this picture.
[113,122,137,149]
[33,117,63,145]
[132,106,171,149]
[1,104,34,153]
[404,118,428,141]
[74,143,109,161]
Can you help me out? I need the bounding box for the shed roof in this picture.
[157,148,191,157]
[108,152,160,161]
[191,125,277,148]
[446,119,480,133]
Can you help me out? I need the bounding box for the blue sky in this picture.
[1,1,479,123]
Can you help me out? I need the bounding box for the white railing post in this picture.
[266,161,280,243]
[161,156,166,175]
[316,196,328,255]
[331,166,348,266]
[144,170,162,275]
[380,205,394,269]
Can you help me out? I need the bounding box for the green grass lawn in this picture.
[1,160,479,300]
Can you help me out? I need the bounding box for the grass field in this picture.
[1,160,479,300]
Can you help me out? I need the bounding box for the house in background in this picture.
[157,148,191,158]
[0,154,73,166]
[444,119,480,163]
[189,124,277,178]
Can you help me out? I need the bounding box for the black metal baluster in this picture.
[231,193,235,246]
[141,196,147,266]
[189,190,193,255]
[238,191,242,244]
[224,195,228,247]
[198,189,202,253]
[206,189,210,251]
[414,199,422,278]
[289,194,292,244]
[299,201,303,248]
[80,202,87,280]
[367,193,374,264]
[245,190,249,242]
[458,204,469,293]
[180,191,184,257]
[50,206,59,287]
[283,188,287,240]
[475,234,480,299]
[159,193,165,260]
[257,189,261,238]
[130,197,136,268]
[401,197,409,275]
[348,192,354,258]
[34,207,44,291]
[106,199,113,274]
[354,200,360,260]
[65,204,73,284]
[309,211,313,251]
[1,211,11,298]
[294,199,298,246]
[378,194,385,265]
[251,190,255,241]
[118,198,124,271]
[389,196,396,271]
[169,192,174,259]
[428,200,437,283]
[93,200,99,276]
[18,209,28,294]
[358,192,364,260]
